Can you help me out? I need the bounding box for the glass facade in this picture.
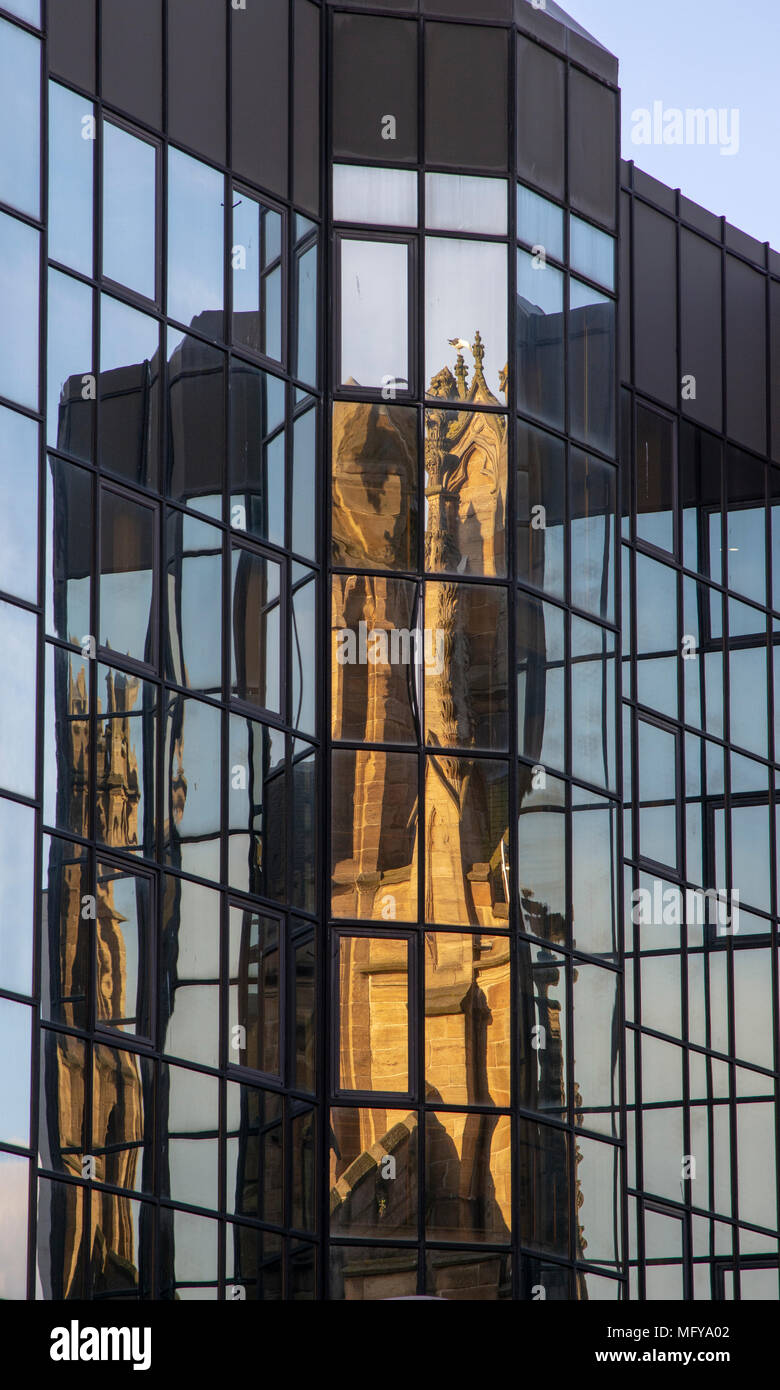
[0,0,777,1304]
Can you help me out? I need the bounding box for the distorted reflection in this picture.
[338,936,410,1094]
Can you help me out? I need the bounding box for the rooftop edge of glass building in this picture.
[0,0,778,1301]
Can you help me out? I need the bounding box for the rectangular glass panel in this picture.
[517,1120,569,1256]
[43,647,90,838]
[99,294,161,488]
[638,720,678,869]
[96,864,152,1037]
[425,22,508,172]
[426,237,507,401]
[334,165,417,227]
[338,935,410,1093]
[571,617,616,791]
[0,211,39,410]
[573,963,619,1135]
[0,794,34,997]
[636,405,675,553]
[332,14,417,163]
[166,329,225,511]
[572,786,618,957]
[47,268,92,459]
[103,122,156,299]
[164,695,221,882]
[425,756,508,927]
[330,1107,417,1241]
[340,239,408,391]
[426,173,507,236]
[426,932,510,1107]
[517,185,563,262]
[516,249,563,429]
[225,1082,283,1223]
[570,450,616,622]
[570,216,615,291]
[48,82,94,276]
[233,191,283,362]
[228,907,282,1078]
[569,279,615,456]
[0,18,39,218]
[167,148,224,333]
[294,241,318,388]
[331,749,418,922]
[517,420,564,597]
[424,582,508,751]
[227,715,286,901]
[0,1152,28,1299]
[99,488,155,665]
[332,575,419,745]
[165,511,222,695]
[0,998,31,1146]
[292,400,317,558]
[95,664,157,858]
[230,360,286,549]
[0,404,38,603]
[518,770,566,943]
[231,547,282,714]
[426,1111,511,1243]
[517,594,565,773]
[0,599,36,797]
[162,1063,219,1211]
[161,875,220,1069]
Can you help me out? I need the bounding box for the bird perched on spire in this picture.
[448,338,471,353]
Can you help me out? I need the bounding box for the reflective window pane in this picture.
[569,280,615,456]
[425,757,508,927]
[517,419,565,597]
[103,122,156,299]
[165,511,222,695]
[99,488,156,665]
[0,1152,28,1299]
[331,750,418,922]
[47,268,92,459]
[638,720,678,869]
[230,360,286,549]
[516,249,563,429]
[233,191,283,362]
[425,22,508,172]
[0,211,39,410]
[294,236,318,388]
[49,81,94,276]
[573,963,619,1135]
[0,998,31,1147]
[162,1064,219,1211]
[426,173,507,236]
[167,329,225,512]
[0,18,40,217]
[225,1082,283,1224]
[95,664,157,857]
[424,406,507,577]
[518,594,565,773]
[636,405,675,554]
[330,1107,417,1241]
[572,786,619,957]
[164,695,221,882]
[426,1111,511,1243]
[231,547,282,715]
[570,451,616,622]
[161,875,220,1069]
[228,907,282,1078]
[99,294,161,488]
[0,795,35,997]
[517,185,563,262]
[424,582,508,751]
[43,647,90,838]
[0,404,38,603]
[518,770,567,944]
[334,164,417,227]
[0,599,36,797]
[426,238,507,401]
[332,575,419,745]
[45,455,92,646]
[517,1120,569,1256]
[167,148,224,333]
[426,932,510,1107]
[292,399,317,559]
[570,216,615,291]
[332,14,417,163]
[227,715,286,901]
[571,618,616,791]
[340,239,408,391]
[4,0,40,21]
[338,935,410,1094]
[94,864,153,1037]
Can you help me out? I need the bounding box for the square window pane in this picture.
[334,164,417,227]
[340,239,408,391]
[103,123,156,299]
[426,173,506,236]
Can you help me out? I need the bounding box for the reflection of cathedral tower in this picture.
[43,650,146,1296]
[329,340,582,1296]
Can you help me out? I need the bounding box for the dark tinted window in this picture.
[726,256,766,456]
[772,280,780,465]
[293,0,320,215]
[333,15,417,163]
[102,0,162,129]
[167,331,226,512]
[633,202,677,407]
[167,0,226,165]
[680,229,722,432]
[232,0,288,198]
[426,23,508,172]
[49,0,95,92]
[517,37,564,200]
[568,70,616,229]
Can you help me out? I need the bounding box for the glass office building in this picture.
[0,0,778,1301]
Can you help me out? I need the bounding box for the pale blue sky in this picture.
[561,0,779,249]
